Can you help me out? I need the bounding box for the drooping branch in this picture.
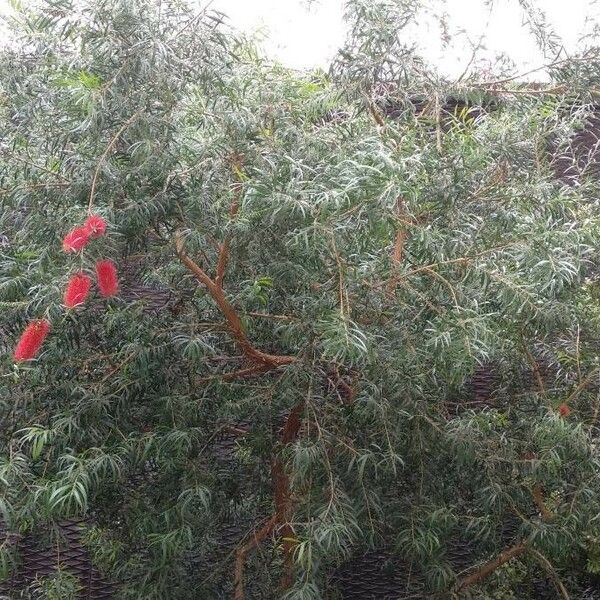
[528,548,571,600]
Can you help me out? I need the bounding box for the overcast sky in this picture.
[209,0,599,78]
[1,0,598,78]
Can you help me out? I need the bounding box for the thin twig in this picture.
[422,266,459,309]
[435,94,443,153]
[471,53,597,88]
[245,312,298,322]
[367,101,386,127]
[575,325,581,382]
[401,244,512,279]
[8,155,71,182]
[564,366,600,405]
[392,196,409,267]
[0,181,71,197]
[87,109,143,213]
[592,390,600,425]
[330,233,347,318]
[197,363,272,383]
[387,196,410,295]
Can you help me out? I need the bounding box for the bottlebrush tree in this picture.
[0,1,599,599]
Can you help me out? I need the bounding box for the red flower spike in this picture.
[14,319,51,361]
[62,226,90,253]
[96,260,118,297]
[84,214,107,238]
[558,403,571,417]
[64,272,92,308]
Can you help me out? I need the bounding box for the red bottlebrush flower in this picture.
[558,403,571,417]
[64,272,92,308]
[96,259,118,297]
[84,214,107,238]
[14,319,51,361]
[62,226,90,253]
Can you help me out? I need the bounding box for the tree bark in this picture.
[456,542,528,592]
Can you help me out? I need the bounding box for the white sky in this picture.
[209,0,600,78]
[1,0,598,78]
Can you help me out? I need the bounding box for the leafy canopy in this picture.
[0,0,599,598]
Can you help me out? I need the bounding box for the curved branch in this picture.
[175,231,297,369]
[528,548,571,600]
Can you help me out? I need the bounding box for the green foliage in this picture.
[0,0,599,598]
[27,569,82,600]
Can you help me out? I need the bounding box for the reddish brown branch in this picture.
[279,402,305,443]
[393,199,409,264]
[456,542,528,592]
[234,402,305,599]
[223,363,270,380]
[175,231,297,371]
[337,375,357,404]
[274,401,305,589]
[368,102,386,127]
[234,515,278,600]
[531,483,555,522]
[387,196,410,295]
[215,179,243,286]
[521,336,546,395]
[328,365,358,404]
[392,228,408,267]
[176,235,216,290]
[272,457,295,589]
